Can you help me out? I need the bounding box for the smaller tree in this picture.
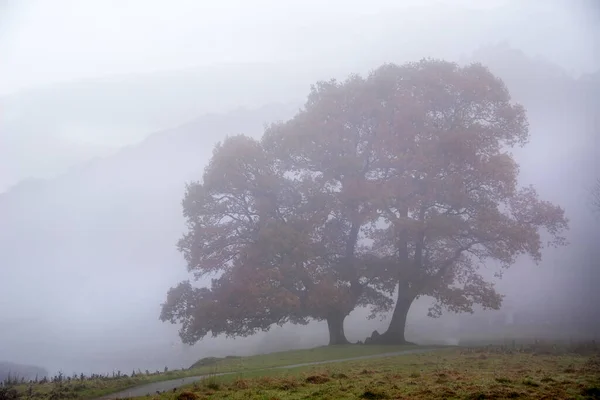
[161,134,394,345]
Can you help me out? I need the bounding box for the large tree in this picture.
[368,61,568,343]
[264,59,569,344]
[162,59,568,346]
[160,135,394,345]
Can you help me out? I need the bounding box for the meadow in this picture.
[2,340,598,399]
[154,342,600,400]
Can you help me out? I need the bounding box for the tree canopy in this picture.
[160,134,395,344]
[161,59,568,345]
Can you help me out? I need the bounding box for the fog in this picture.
[1,0,599,376]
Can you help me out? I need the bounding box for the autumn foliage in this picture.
[160,59,568,345]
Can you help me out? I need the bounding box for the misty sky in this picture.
[1,0,598,96]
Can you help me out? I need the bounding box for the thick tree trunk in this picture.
[364,284,416,345]
[379,295,413,344]
[326,312,350,345]
[373,224,416,345]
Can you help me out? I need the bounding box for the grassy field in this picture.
[187,344,423,373]
[4,341,598,399]
[4,344,419,400]
[150,344,600,400]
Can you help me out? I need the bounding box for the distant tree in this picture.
[160,135,394,345]
[265,59,569,344]
[591,178,600,213]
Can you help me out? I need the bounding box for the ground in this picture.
[187,344,422,373]
[6,344,419,399]
[5,342,599,400]
[152,346,600,400]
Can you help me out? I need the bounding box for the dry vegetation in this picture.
[3,342,598,400]
[0,344,419,400]
[148,343,599,400]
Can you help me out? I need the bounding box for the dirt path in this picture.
[95,348,439,399]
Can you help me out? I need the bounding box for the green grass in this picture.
[187,344,422,375]
[8,341,599,399]
[151,347,600,400]
[8,344,420,399]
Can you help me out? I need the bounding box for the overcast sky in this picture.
[1,0,598,95]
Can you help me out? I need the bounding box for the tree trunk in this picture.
[375,224,416,345]
[326,312,350,345]
[379,292,414,344]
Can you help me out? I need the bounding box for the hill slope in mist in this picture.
[0,46,598,375]
[0,103,302,375]
[469,45,599,327]
[0,64,344,192]
[0,362,48,382]
[4,0,596,194]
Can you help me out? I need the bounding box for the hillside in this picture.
[7,343,600,400]
[0,103,300,374]
[0,362,47,382]
[0,63,342,192]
